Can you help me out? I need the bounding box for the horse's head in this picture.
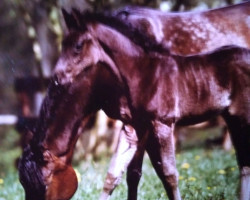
[55,9,122,86]
[18,73,96,200]
[19,145,78,200]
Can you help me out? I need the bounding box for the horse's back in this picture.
[118,2,250,18]
[116,2,250,54]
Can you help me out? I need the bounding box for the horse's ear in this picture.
[62,8,85,31]
[72,8,88,31]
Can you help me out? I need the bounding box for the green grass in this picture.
[0,127,239,199]
[72,148,239,200]
[0,148,239,200]
[0,149,239,200]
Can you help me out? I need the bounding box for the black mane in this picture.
[28,76,69,155]
[74,9,169,53]
[18,146,45,200]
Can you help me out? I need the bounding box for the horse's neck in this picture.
[91,23,147,84]
[92,23,143,58]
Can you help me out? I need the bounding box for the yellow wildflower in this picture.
[179,176,184,180]
[231,167,235,171]
[207,187,211,190]
[195,155,200,160]
[218,169,226,175]
[0,179,3,184]
[230,149,235,155]
[74,168,81,183]
[181,163,190,169]
[188,177,196,181]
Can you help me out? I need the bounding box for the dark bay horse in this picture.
[61,4,250,199]
[18,10,250,200]
[99,2,250,199]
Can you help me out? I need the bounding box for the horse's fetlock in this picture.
[103,173,120,194]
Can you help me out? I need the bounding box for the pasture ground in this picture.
[0,127,239,200]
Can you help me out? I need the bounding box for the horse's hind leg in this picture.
[222,111,250,200]
[126,126,180,200]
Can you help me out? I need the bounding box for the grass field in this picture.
[0,126,240,200]
[0,147,239,200]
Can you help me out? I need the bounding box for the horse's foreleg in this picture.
[150,120,181,200]
[222,111,250,200]
[99,125,138,200]
[126,151,144,200]
[241,166,250,200]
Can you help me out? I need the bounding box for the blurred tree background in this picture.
[0,0,244,173]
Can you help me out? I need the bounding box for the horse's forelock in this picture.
[19,146,46,200]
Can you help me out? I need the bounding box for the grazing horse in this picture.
[18,10,250,200]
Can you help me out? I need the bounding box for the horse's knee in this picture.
[161,166,179,189]
[164,173,179,188]
[127,168,142,185]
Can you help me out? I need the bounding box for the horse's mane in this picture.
[29,76,69,154]
[75,10,169,53]
[18,146,45,200]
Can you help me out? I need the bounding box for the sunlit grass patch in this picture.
[177,148,239,200]
[72,148,239,200]
[0,148,239,200]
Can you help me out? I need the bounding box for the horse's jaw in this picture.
[44,166,78,200]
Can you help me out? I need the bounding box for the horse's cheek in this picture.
[46,179,58,200]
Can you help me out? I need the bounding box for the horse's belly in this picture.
[178,91,231,125]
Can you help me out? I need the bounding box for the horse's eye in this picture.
[74,42,83,53]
